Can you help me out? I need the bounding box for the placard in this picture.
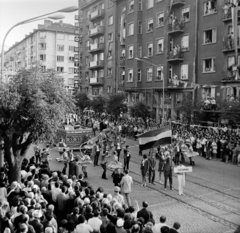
[174,166,192,173]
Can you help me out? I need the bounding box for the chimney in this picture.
[44,20,53,28]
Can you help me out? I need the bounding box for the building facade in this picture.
[76,0,240,122]
[4,20,78,92]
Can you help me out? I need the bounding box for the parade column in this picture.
[0,139,4,168]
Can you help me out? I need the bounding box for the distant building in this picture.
[3,20,78,93]
[76,0,240,122]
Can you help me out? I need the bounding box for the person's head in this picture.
[126,145,129,149]
[78,215,85,224]
[160,216,166,223]
[173,222,181,230]
[142,201,148,208]
[18,223,28,233]
[124,169,129,175]
[101,208,109,217]
[143,154,147,159]
[161,226,170,233]
[114,186,120,194]
[93,209,100,217]
[132,224,140,233]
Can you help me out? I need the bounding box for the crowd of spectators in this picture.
[0,154,181,233]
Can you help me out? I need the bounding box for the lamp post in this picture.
[135,57,165,125]
[1,6,78,81]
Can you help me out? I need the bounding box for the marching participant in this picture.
[100,151,111,179]
[176,162,186,195]
[56,138,67,158]
[79,150,92,178]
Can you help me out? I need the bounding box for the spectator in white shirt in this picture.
[87,209,102,232]
[76,215,93,233]
[153,216,168,233]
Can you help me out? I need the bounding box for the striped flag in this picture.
[138,125,172,151]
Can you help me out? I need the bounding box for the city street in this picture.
[27,137,240,233]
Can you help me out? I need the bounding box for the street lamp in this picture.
[1,6,78,81]
[135,57,165,125]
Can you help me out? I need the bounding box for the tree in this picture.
[220,100,240,125]
[130,101,150,126]
[0,67,74,182]
[90,95,106,114]
[106,93,127,119]
[75,92,91,112]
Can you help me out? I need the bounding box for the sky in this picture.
[0,0,78,52]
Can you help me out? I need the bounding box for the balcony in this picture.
[89,26,104,38]
[90,9,105,21]
[171,0,185,6]
[168,22,184,34]
[222,9,240,22]
[222,71,240,83]
[89,77,104,86]
[89,60,104,69]
[89,43,104,53]
[119,56,125,67]
[222,37,240,52]
[167,49,184,62]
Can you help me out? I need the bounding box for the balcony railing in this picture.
[89,43,104,53]
[168,78,185,88]
[222,71,240,82]
[89,77,104,85]
[89,26,104,38]
[167,49,184,61]
[222,37,240,52]
[172,0,185,6]
[90,9,104,21]
[89,60,104,69]
[222,8,240,21]
[168,22,184,33]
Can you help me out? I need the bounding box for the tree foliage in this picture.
[0,67,75,182]
[90,95,106,114]
[130,101,150,126]
[219,101,240,125]
[75,92,91,112]
[106,93,127,119]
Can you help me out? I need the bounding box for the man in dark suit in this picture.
[137,201,154,225]
[67,207,80,227]
[69,157,80,177]
[148,152,157,185]
[29,210,44,233]
[169,222,181,233]
[163,155,174,191]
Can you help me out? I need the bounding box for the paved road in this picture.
[26,138,240,233]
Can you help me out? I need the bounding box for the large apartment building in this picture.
[76,0,240,122]
[4,20,78,92]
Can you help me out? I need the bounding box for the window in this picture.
[128,45,134,59]
[107,42,113,59]
[180,64,188,80]
[138,45,142,58]
[57,67,64,72]
[147,68,153,81]
[128,23,134,36]
[204,1,217,15]
[129,0,134,13]
[156,65,164,80]
[57,33,65,40]
[156,38,164,54]
[108,15,113,25]
[203,58,216,72]
[85,72,89,80]
[181,35,189,51]
[69,46,75,52]
[147,43,153,57]
[227,56,235,68]
[147,19,154,32]
[57,45,64,51]
[122,6,126,12]
[86,25,89,35]
[147,0,154,9]
[107,68,113,76]
[41,66,46,72]
[69,35,75,41]
[203,29,217,44]
[86,10,90,19]
[100,3,105,9]
[107,86,112,93]
[86,40,90,48]
[128,69,133,82]
[157,12,164,27]
[69,57,74,62]
[108,32,113,41]
[38,43,46,50]
[99,36,104,43]
[57,56,64,62]
[138,0,142,10]
[68,68,74,74]
[182,6,190,22]
[138,21,142,34]
[85,56,89,65]
[99,69,104,77]
[39,54,46,61]
[137,69,141,81]
[39,32,46,38]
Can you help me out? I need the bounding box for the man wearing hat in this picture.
[112,186,125,206]
[29,210,44,233]
[115,218,126,233]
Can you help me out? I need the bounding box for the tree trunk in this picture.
[8,155,23,183]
